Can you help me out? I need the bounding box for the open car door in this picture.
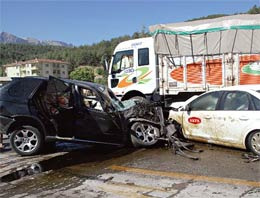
[74,85,123,143]
[44,76,75,137]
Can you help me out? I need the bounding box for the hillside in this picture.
[0,31,149,70]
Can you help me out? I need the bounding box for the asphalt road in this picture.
[0,141,259,198]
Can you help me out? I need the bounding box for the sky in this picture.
[1,0,259,46]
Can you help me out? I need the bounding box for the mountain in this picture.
[41,40,72,47]
[0,32,73,47]
[0,32,28,44]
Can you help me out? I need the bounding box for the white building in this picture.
[0,77,11,87]
[3,59,70,78]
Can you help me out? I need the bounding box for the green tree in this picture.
[69,67,94,82]
[247,5,260,14]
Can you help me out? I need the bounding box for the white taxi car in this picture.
[169,85,260,155]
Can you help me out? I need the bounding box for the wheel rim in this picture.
[14,129,38,153]
[251,131,260,154]
[134,123,159,144]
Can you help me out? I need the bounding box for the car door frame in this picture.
[181,91,223,142]
[73,84,123,143]
[44,76,76,138]
[214,90,257,148]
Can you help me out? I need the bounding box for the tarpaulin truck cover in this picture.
[149,14,260,56]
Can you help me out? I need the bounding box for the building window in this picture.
[46,64,49,67]
[46,71,49,74]
[62,65,65,68]
[53,70,56,74]
[32,71,38,75]
[62,71,65,74]
[57,70,60,74]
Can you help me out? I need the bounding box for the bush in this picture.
[96,67,104,75]
[94,76,107,85]
[69,67,94,82]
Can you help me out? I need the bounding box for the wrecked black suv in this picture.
[0,76,162,156]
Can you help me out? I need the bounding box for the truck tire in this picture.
[10,125,44,156]
[130,122,159,148]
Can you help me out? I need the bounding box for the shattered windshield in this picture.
[115,100,136,111]
[101,87,136,111]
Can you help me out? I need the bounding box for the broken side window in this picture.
[79,87,103,111]
[45,77,73,115]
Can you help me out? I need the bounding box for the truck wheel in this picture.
[247,130,260,155]
[10,126,44,156]
[130,122,159,147]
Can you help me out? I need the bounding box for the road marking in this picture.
[98,180,176,198]
[109,165,260,187]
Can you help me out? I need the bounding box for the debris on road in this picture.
[164,123,203,160]
[242,153,260,163]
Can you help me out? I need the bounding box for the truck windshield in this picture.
[111,50,133,73]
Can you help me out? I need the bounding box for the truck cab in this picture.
[108,37,158,101]
[108,15,260,107]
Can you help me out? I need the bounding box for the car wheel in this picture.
[10,126,43,156]
[247,130,260,155]
[130,122,159,147]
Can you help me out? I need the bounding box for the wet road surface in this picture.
[0,141,259,197]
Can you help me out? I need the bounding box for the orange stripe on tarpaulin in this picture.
[170,59,222,85]
[170,55,260,85]
[240,55,260,84]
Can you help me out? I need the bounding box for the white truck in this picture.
[107,14,260,108]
